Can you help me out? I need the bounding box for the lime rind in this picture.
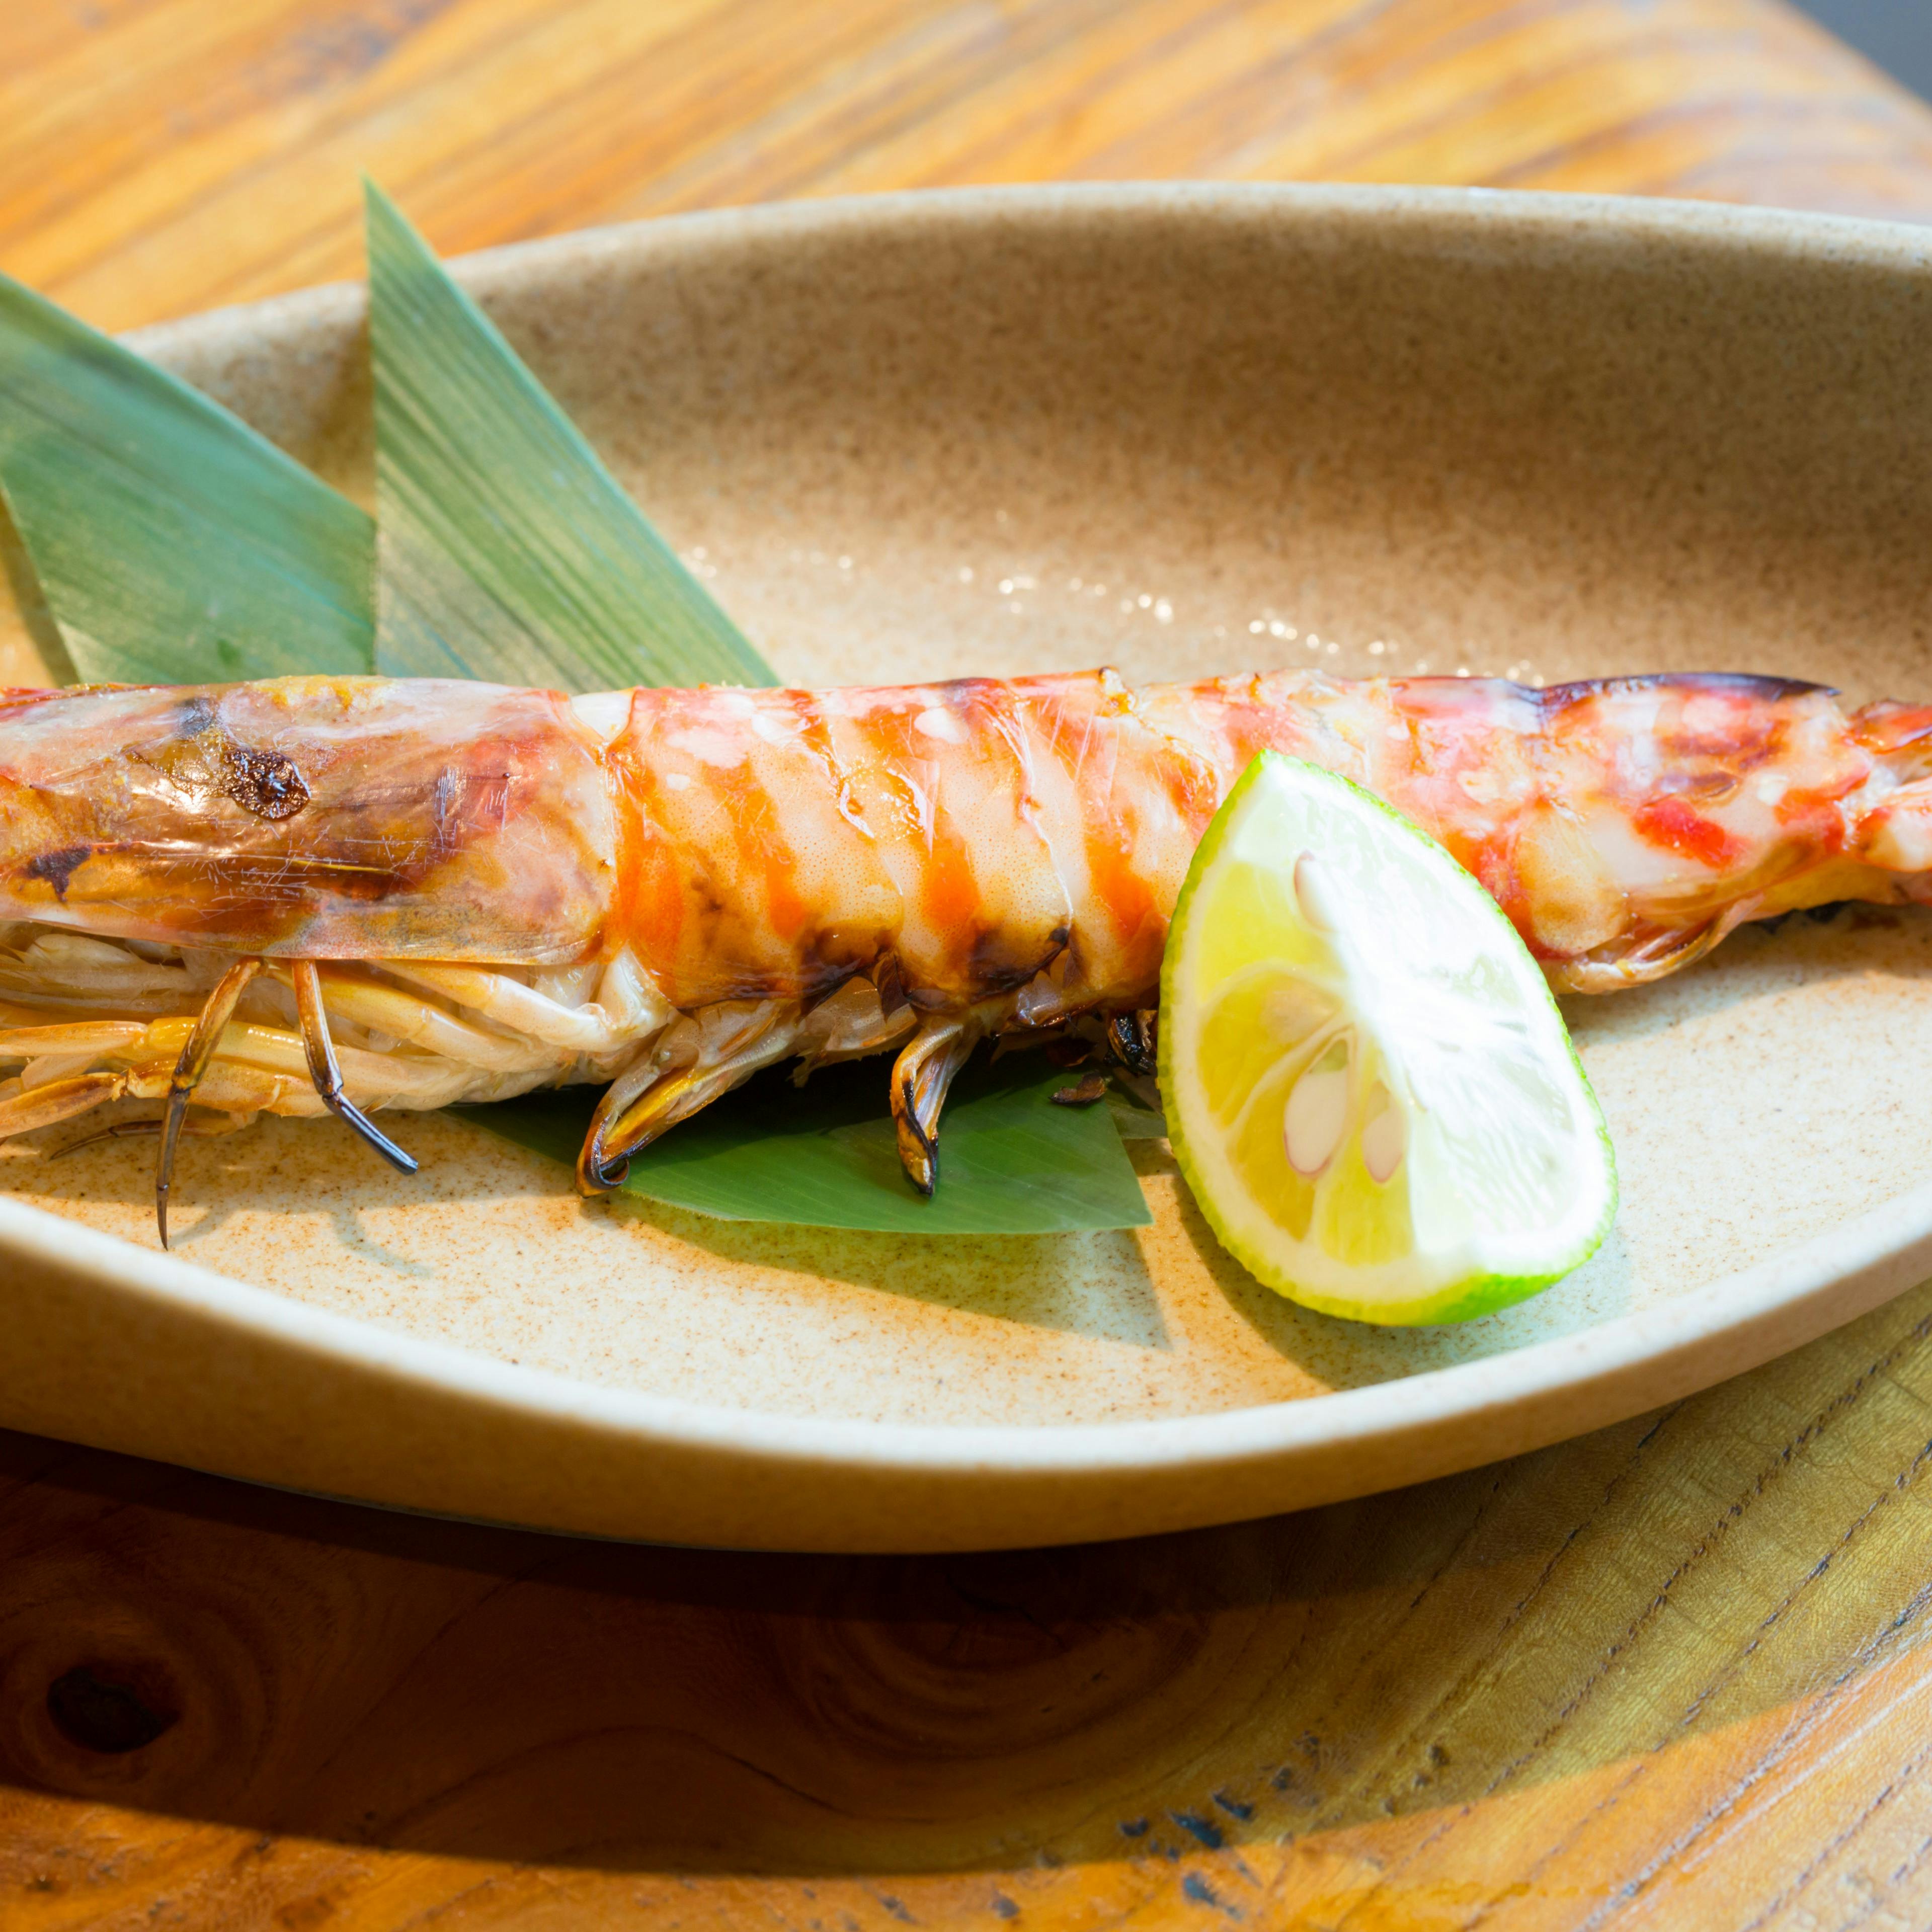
[1159,753,1617,1327]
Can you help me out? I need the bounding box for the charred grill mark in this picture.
[129,705,310,822]
[663,840,830,1006]
[217,743,308,821]
[25,845,90,900]
[1108,1010,1157,1077]
[1056,923,1089,999]
[799,923,902,1008]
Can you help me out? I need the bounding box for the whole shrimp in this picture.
[2,666,1928,1244]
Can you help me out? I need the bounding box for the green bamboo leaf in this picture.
[1107,1088,1169,1140]
[457,1053,1153,1234]
[367,182,773,692]
[0,271,373,685]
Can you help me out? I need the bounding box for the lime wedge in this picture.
[1159,754,1615,1325]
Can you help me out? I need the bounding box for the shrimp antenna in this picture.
[293,961,419,1178]
[156,957,262,1249]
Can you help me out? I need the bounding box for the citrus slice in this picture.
[1159,753,1615,1325]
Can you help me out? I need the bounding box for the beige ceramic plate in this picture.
[5,185,1932,1552]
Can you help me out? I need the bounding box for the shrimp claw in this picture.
[156,957,261,1248]
[293,962,418,1176]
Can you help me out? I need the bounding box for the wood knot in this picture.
[45,1663,179,1755]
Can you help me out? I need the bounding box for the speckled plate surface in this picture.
[4,185,1932,1552]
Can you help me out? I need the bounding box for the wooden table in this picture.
[7,3,1932,1925]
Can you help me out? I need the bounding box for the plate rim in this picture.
[125,179,1932,362]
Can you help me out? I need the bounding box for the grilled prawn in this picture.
[2,667,1929,1242]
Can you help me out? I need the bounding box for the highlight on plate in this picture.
[2,187,1924,1321]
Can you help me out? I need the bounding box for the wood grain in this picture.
[8,0,1932,1925]
[9,1276,1932,1926]
[3,0,1932,331]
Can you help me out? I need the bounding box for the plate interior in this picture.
[4,189,1930,1431]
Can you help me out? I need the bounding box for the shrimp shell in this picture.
[2,667,1928,1223]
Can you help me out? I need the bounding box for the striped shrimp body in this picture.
[1,666,1928,1241]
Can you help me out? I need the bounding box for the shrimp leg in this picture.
[578,1001,795,1192]
[156,958,261,1248]
[292,962,419,1177]
[892,1015,981,1196]
[0,1072,127,1138]
[54,1111,255,1159]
